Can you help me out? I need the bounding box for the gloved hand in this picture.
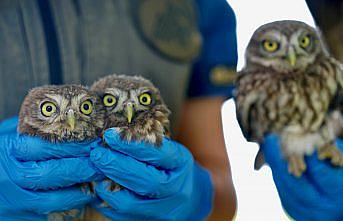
[90,128,214,221]
[0,117,103,220]
[0,116,19,135]
[262,134,343,221]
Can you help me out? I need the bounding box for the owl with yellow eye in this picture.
[91,74,171,145]
[18,85,104,220]
[82,74,171,221]
[18,84,104,142]
[235,20,343,177]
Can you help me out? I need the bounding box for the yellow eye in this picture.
[41,102,57,117]
[263,40,279,52]
[139,93,152,106]
[103,94,117,107]
[299,35,311,48]
[80,100,93,115]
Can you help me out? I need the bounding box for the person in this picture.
[0,0,237,220]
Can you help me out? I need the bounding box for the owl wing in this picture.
[235,67,301,169]
[235,69,273,169]
[235,68,280,142]
[324,58,343,138]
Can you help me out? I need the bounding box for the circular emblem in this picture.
[131,0,202,62]
[210,65,237,85]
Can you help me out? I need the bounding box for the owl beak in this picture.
[124,103,134,123]
[288,47,297,67]
[67,109,76,130]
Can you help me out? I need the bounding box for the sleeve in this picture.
[187,0,238,98]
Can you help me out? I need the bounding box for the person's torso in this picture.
[0,0,202,132]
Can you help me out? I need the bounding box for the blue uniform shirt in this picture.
[189,0,238,98]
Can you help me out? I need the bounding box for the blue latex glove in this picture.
[0,117,103,221]
[262,134,343,221]
[90,128,214,221]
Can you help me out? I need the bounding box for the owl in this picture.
[18,85,105,221]
[91,74,171,145]
[235,20,343,177]
[82,74,171,221]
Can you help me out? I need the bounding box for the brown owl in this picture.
[18,85,105,221]
[91,74,171,145]
[235,20,343,177]
[84,74,171,221]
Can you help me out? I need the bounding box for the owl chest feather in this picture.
[106,110,170,146]
[236,59,340,141]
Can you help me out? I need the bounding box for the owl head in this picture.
[245,20,326,72]
[91,74,171,136]
[18,85,104,142]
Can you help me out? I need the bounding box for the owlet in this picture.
[18,85,104,221]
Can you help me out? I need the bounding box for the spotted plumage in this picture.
[235,20,343,176]
[18,85,105,221]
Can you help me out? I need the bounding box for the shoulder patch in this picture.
[210,65,237,85]
[131,0,202,62]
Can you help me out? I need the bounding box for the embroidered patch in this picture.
[210,65,237,85]
[131,0,202,62]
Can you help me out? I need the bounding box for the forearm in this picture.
[177,97,237,220]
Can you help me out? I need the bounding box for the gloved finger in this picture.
[1,180,93,215]
[306,153,343,201]
[0,210,47,221]
[14,135,100,161]
[103,128,192,169]
[269,163,334,221]
[261,134,285,171]
[268,151,337,211]
[11,157,104,190]
[95,181,185,218]
[91,147,190,197]
[262,135,328,206]
[278,188,320,221]
[27,187,94,214]
[0,116,18,135]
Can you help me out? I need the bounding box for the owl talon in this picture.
[288,155,306,177]
[318,144,343,167]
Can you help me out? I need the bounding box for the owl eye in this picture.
[80,100,93,115]
[41,102,57,117]
[139,93,152,106]
[103,94,117,107]
[299,35,311,48]
[262,40,279,52]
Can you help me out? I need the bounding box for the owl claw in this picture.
[288,154,307,177]
[318,144,343,167]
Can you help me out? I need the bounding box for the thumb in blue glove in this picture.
[262,134,343,221]
[90,128,214,221]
